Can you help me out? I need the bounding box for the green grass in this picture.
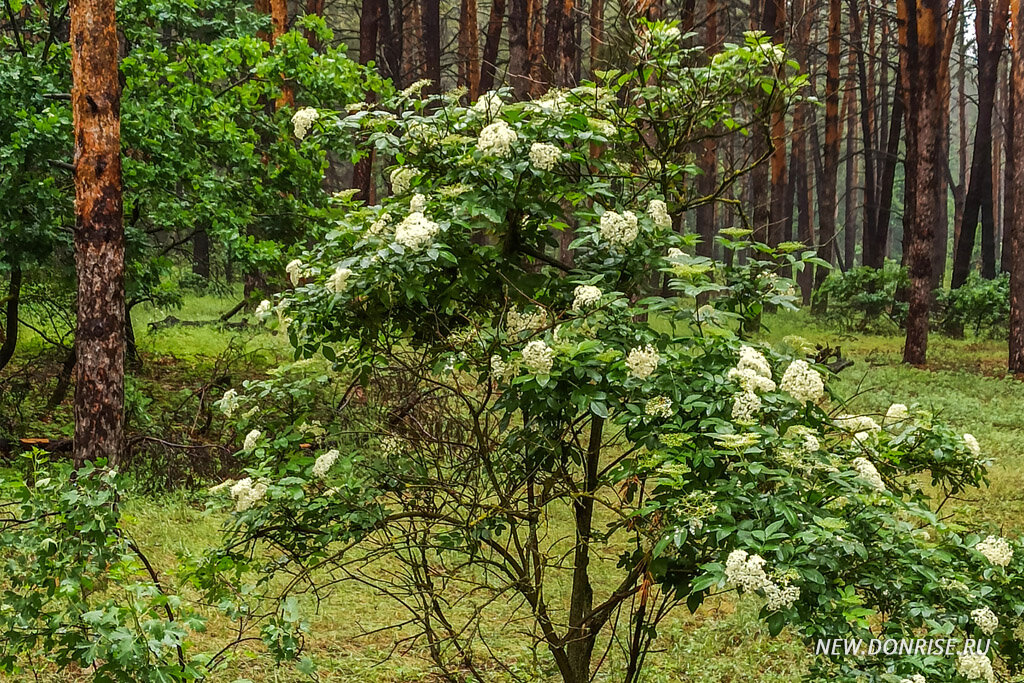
[6,307,1024,681]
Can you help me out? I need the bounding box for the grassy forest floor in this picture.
[3,297,1024,682]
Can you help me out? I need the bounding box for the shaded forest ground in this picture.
[2,298,1023,681]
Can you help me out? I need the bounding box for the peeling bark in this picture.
[70,0,126,466]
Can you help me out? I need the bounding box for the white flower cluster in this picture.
[727,346,774,425]
[572,285,602,311]
[645,396,674,418]
[599,210,640,247]
[851,457,885,492]
[490,354,518,383]
[625,345,659,380]
[409,193,427,213]
[401,79,433,98]
[884,403,910,425]
[506,306,547,335]
[779,359,825,404]
[216,389,240,418]
[976,535,1013,567]
[286,259,304,286]
[786,426,820,453]
[369,211,393,235]
[255,299,272,320]
[230,477,268,512]
[835,414,881,434]
[312,449,340,479]
[899,675,926,683]
[764,581,801,611]
[477,120,517,157]
[724,550,800,610]
[964,433,981,458]
[522,340,554,375]
[394,212,440,251]
[472,91,503,117]
[327,267,353,294]
[243,429,262,453]
[732,391,762,425]
[390,167,417,195]
[647,199,671,230]
[956,652,995,682]
[291,107,319,140]
[971,607,999,635]
[529,142,562,171]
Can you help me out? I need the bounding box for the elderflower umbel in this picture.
[529,142,562,171]
[410,193,427,213]
[599,210,640,247]
[899,675,926,683]
[390,167,417,195]
[625,345,659,380]
[394,212,440,251]
[725,549,770,592]
[369,212,392,235]
[243,429,262,453]
[291,107,319,140]
[647,199,671,230]
[835,414,881,434]
[779,359,825,404]
[975,535,1013,567]
[851,457,885,492]
[884,403,910,425]
[964,433,981,458]
[477,120,517,157]
[255,299,272,320]
[230,477,268,512]
[216,389,240,418]
[326,267,353,294]
[506,306,547,335]
[645,396,674,418]
[764,581,801,610]
[956,652,995,682]
[971,607,999,635]
[312,449,340,479]
[472,91,503,117]
[285,259,304,286]
[208,479,234,494]
[732,391,762,425]
[490,355,518,383]
[572,285,602,311]
[522,340,554,375]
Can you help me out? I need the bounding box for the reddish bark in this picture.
[70,0,126,466]
[813,0,842,307]
[1009,0,1024,373]
[456,0,481,98]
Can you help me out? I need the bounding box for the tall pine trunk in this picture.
[1009,0,1024,373]
[953,0,1009,288]
[814,0,842,307]
[70,0,126,467]
[900,0,945,365]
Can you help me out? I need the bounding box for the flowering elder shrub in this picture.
[197,24,1023,683]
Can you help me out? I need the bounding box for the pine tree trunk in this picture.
[900,0,945,366]
[422,0,442,90]
[508,0,532,98]
[813,0,842,307]
[1009,0,1024,373]
[842,48,859,270]
[192,229,210,278]
[695,0,719,260]
[458,0,481,98]
[953,0,1009,288]
[70,0,126,467]
[478,0,506,92]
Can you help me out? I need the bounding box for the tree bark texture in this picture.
[70,0,126,467]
